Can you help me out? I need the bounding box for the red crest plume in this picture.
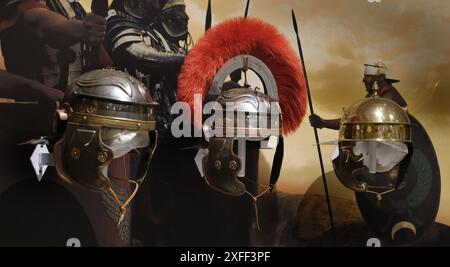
[178,18,307,135]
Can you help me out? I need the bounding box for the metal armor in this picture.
[364,61,400,84]
[334,83,413,200]
[106,0,189,134]
[105,7,186,71]
[201,55,283,197]
[54,69,159,224]
[122,0,148,19]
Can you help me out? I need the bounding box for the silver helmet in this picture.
[364,61,400,84]
[54,69,159,223]
[201,55,282,197]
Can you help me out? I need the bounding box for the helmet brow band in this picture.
[69,112,156,131]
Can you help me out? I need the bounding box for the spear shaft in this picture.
[244,0,251,18]
[86,0,109,71]
[291,10,335,231]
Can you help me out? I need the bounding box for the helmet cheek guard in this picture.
[203,137,245,196]
[55,124,113,192]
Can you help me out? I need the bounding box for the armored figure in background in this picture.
[309,61,408,130]
[106,0,189,135]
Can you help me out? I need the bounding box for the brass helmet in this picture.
[334,83,412,200]
[54,69,159,223]
[201,55,282,197]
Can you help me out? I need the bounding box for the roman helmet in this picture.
[364,61,400,83]
[123,0,154,19]
[159,0,189,39]
[178,18,307,207]
[333,82,413,201]
[363,61,400,95]
[201,55,283,197]
[54,69,159,224]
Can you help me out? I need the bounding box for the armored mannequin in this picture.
[54,69,159,245]
[309,62,413,197]
[0,1,154,246]
[309,61,440,244]
[0,69,159,246]
[177,18,307,245]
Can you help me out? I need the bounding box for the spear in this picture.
[85,0,109,71]
[205,0,212,32]
[291,10,335,231]
[244,0,251,18]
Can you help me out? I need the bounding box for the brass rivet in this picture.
[229,160,238,171]
[86,105,96,113]
[214,160,222,170]
[97,151,108,163]
[71,147,80,160]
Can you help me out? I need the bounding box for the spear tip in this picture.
[205,0,212,32]
[244,0,251,18]
[291,9,299,34]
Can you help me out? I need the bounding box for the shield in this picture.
[0,102,97,246]
[352,115,441,244]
